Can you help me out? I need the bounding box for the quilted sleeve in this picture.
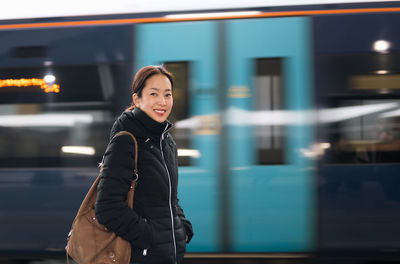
[95,134,153,249]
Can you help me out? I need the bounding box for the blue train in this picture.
[1,1,400,263]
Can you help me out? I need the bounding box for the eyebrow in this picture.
[150,87,172,92]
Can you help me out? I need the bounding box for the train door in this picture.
[136,17,315,253]
[135,22,219,252]
[225,17,315,252]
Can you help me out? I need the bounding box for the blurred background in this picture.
[1,1,400,263]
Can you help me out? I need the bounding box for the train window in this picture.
[0,63,129,168]
[324,99,400,163]
[0,65,113,104]
[255,58,285,164]
[164,62,191,166]
[350,74,400,90]
[321,51,400,163]
[326,53,400,96]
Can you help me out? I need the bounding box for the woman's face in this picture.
[133,74,173,123]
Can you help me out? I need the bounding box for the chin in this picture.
[152,115,167,123]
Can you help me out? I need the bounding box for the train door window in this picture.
[325,99,400,164]
[164,62,191,166]
[254,58,285,164]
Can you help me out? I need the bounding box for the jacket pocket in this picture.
[143,218,154,247]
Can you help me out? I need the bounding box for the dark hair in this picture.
[126,65,174,111]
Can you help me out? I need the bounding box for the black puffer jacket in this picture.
[95,108,193,264]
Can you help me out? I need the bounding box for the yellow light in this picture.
[0,78,60,93]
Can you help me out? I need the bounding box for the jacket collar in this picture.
[131,107,172,137]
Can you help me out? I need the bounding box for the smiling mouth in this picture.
[154,109,166,115]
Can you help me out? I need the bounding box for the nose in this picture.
[158,96,167,106]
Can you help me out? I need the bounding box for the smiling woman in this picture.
[94,65,193,264]
[1,2,400,263]
[132,73,173,123]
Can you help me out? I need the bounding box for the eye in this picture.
[150,92,157,96]
[165,93,172,97]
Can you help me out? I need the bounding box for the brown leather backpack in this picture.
[66,131,138,264]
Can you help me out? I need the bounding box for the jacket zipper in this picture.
[160,125,177,261]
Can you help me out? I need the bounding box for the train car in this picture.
[0,1,400,263]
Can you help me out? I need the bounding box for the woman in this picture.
[95,65,193,264]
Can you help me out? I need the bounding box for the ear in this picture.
[132,93,140,108]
